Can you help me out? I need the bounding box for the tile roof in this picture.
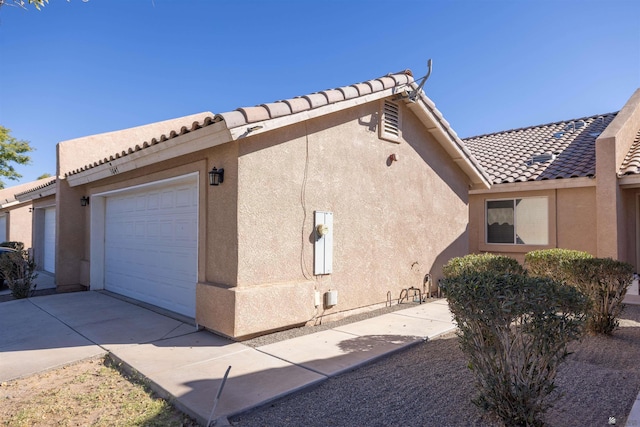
[62,69,491,188]
[63,114,219,177]
[213,73,412,128]
[464,113,617,184]
[0,177,56,206]
[14,177,57,200]
[618,129,640,176]
[64,71,418,178]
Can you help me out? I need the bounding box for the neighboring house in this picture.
[54,69,490,339]
[0,177,55,251]
[464,89,640,271]
[14,178,57,278]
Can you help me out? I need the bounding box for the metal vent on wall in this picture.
[383,100,400,138]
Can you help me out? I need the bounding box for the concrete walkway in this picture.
[0,291,456,425]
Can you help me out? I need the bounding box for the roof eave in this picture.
[66,120,231,187]
[403,89,491,190]
[619,173,640,188]
[469,176,596,194]
[15,184,57,202]
[223,86,406,141]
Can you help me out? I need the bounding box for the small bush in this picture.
[0,248,38,299]
[442,253,524,279]
[568,258,633,334]
[525,248,593,284]
[440,272,588,426]
[0,241,24,251]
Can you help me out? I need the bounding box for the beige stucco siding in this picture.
[470,185,601,265]
[211,99,471,337]
[556,186,597,254]
[57,96,479,339]
[4,204,33,248]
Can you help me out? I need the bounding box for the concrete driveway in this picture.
[0,291,457,425]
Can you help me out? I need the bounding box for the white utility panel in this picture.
[314,211,333,275]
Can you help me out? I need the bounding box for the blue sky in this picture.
[0,0,638,185]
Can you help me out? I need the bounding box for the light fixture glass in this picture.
[209,167,224,186]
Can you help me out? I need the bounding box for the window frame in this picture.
[484,196,550,246]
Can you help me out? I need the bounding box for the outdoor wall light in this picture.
[208,167,224,186]
[80,196,90,206]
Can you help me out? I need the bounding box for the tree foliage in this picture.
[0,126,33,189]
[0,0,88,10]
[0,0,48,10]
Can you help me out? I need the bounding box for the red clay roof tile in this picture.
[464,113,617,184]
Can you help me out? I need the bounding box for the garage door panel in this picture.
[104,179,197,317]
[43,208,56,273]
[0,215,6,243]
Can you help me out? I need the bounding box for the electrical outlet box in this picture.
[314,291,321,307]
[325,289,338,307]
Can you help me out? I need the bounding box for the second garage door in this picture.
[104,178,198,317]
[43,207,56,273]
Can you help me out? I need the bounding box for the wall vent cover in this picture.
[382,100,400,139]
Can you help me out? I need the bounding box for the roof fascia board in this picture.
[66,121,230,187]
[15,185,57,202]
[405,98,491,189]
[225,88,401,141]
[619,174,640,188]
[0,200,21,209]
[469,177,596,194]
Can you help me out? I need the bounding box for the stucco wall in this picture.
[469,185,598,264]
[204,99,472,338]
[5,203,33,249]
[596,89,640,260]
[59,98,476,339]
[556,186,597,254]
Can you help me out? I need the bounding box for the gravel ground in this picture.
[241,300,424,348]
[230,304,640,427]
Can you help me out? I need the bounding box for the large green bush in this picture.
[568,258,633,334]
[440,271,588,427]
[0,247,38,299]
[525,248,593,284]
[526,249,632,335]
[442,253,524,279]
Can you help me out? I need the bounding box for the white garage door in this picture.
[104,178,198,317]
[43,207,56,273]
[0,214,6,243]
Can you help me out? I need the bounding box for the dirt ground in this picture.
[0,356,198,427]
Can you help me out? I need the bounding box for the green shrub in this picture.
[525,248,593,284]
[568,258,633,335]
[442,253,524,279]
[440,272,588,427]
[0,241,24,251]
[0,248,38,299]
